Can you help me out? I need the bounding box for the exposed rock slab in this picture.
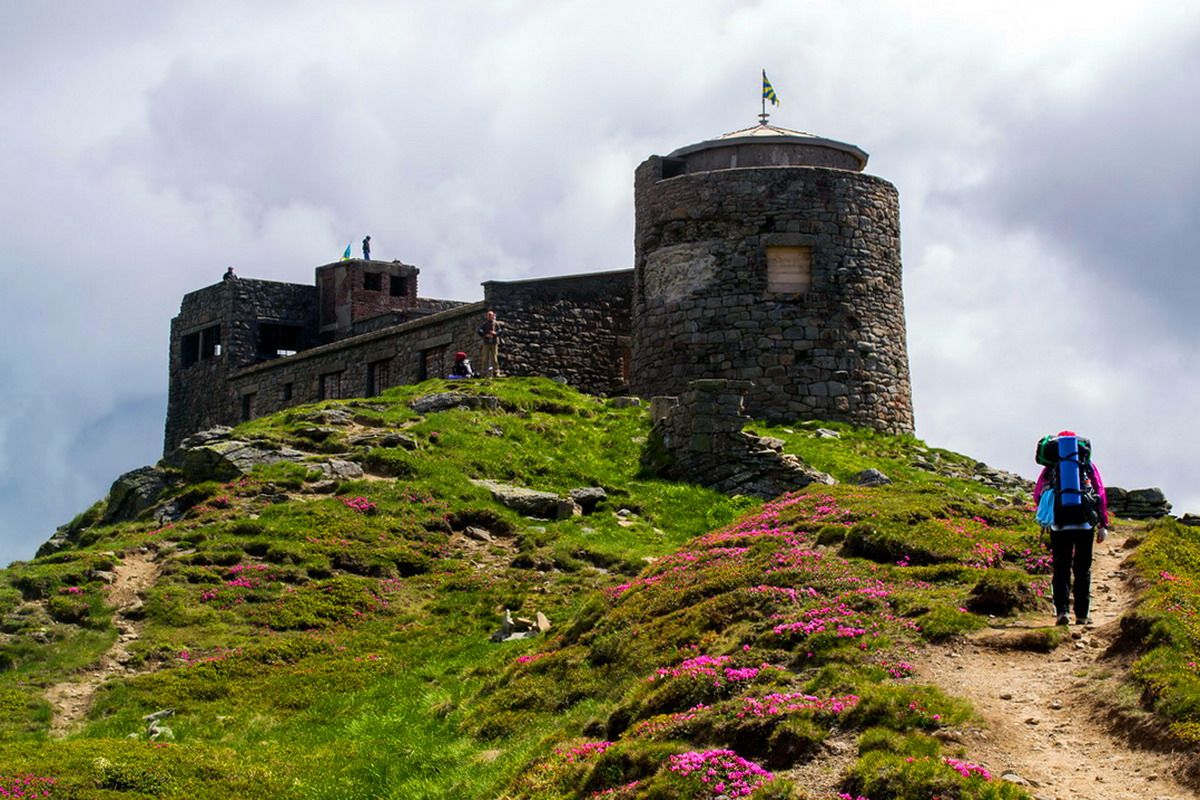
[103,467,169,523]
[410,392,501,414]
[470,479,581,519]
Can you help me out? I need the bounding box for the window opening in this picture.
[182,324,221,368]
[257,322,304,359]
[367,359,392,397]
[419,347,446,381]
[282,383,293,401]
[766,246,812,294]
[241,392,256,422]
[320,372,343,401]
[390,276,408,297]
[364,272,383,291]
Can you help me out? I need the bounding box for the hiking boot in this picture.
[1076,616,1092,626]
[1056,614,1070,626]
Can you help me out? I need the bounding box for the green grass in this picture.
[1126,518,1200,743]
[0,376,1148,798]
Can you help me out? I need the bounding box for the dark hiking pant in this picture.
[1050,528,1094,619]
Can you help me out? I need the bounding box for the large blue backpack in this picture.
[1035,434,1099,528]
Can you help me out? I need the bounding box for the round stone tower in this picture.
[631,123,914,434]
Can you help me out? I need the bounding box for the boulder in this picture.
[1180,513,1200,527]
[166,437,361,484]
[318,459,364,480]
[177,426,233,449]
[489,608,551,642]
[410,392,501,414]
[569,487,608,514]
[36,525,74,557]
[299,408,355,425]
[103,466,169,523]
[1107,486,1172,519]
[854,469,892,487]
[471,479,581,519]
[166,440,310,483]
[348,432,420,450]
[609,397,643,409]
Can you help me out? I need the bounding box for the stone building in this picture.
[165,123,913,452]
[631,123,913,434]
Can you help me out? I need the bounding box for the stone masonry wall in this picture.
[166,279,318,452]
[632,159,914,435]
[644,379,834,498]
[226,302,487,433]
[484,270,633,395]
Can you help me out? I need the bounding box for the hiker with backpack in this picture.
[1032,430,1109,626]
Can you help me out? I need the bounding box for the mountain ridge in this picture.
[1,378,1196,799]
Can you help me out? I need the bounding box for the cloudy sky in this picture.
[1,0,1197,565]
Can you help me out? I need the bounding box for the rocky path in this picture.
[44,549,160,736]
[919,525,1196,800]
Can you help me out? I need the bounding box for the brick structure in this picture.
[165,123,915,452]
[631,124,914,434]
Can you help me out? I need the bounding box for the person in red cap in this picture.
[1033,430,1109,626]
[449,350,473,379]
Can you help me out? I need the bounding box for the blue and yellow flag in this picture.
[342,243,352,260]
[762,70,779,106]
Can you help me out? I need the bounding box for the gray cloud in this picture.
[2,2,1199,564]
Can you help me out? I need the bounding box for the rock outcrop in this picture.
[410,392,501,414]
[470,480,581,519]
[1107,487,1172,519]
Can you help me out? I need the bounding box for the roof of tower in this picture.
[665,123,869,172]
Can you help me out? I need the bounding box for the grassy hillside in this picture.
[0,378,1194,799]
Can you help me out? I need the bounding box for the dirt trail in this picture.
[919,526,1196,800]
[44,550,161,736]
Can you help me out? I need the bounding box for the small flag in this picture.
[762,70,779,106]
[342,243,352,260]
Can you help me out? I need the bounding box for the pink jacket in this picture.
[1033,463,1109,529]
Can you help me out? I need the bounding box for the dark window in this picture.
[419,348,445,381]
[320,372,342,401]
[364,273,382,291]
[182,325,221,368]
[201,325,222,360]
[367,359,391,396]
[257,322,304,359]
[181,332,201,368]
[661,157,687,179]
[390,276,408,297]
[282,383,293,401]
[241,392,256,421]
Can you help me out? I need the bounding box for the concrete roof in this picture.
[666,123,869,167]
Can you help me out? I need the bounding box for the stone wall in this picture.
[643,379,834,498]
[166,278,319,452]
[164,268,637,451]
[226,302,487,429]
[631,159,913,435]
[484,270,634,395]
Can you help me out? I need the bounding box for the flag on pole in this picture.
[762,70,779,106]
[342,243,352,260]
